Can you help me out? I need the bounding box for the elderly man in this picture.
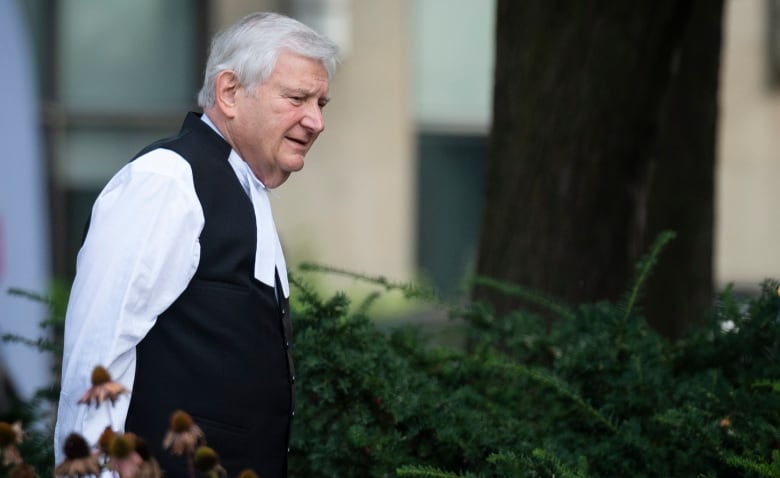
[54,12,338,477]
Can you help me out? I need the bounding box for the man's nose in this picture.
[301,103,325,133]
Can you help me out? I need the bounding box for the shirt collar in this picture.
[201,113,270,191]
[200,113,224,139]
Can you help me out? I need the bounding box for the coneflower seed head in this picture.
[110,433,136,458]
[91,365,112,385]
[63,433,91,459]
[0,422,16,447]
[98,426,116,454]
[8,463,35,478]
[194,446,219,471]
[134,437,153,461]
[170,410,194,433]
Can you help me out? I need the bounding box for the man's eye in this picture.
[289,96,304,104]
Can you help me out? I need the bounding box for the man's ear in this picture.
[214,70,241,118]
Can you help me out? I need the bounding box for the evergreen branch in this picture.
[621,231,676,323]
[6,287,53,306]
[6,287,65,330]
[355,290,382,317]
[492,361,618,434]
[531,448,591,478]
[470,276,575,322]
[485,450,525,472]
[288,271,325,309]
[721,451,780,478]
[616,231,675,347]
[1,334,60,353]
[395,465,466,478]
[752,379,780,393]
[299,262,438,300]
[652,405,722,453]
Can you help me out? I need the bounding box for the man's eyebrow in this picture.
[282,87,329,101]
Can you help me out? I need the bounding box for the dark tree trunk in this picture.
[475,1,724,338]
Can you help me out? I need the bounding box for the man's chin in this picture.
[284,155,306,172]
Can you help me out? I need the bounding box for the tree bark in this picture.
[475,1,724,338]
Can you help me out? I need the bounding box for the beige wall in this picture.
[210,1,415,291]
[212,0,280,31]
[717,0,780,290]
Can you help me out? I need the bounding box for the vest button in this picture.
[291,375,296,383]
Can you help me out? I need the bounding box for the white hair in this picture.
[197,12,339,108]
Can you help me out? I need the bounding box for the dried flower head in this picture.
[62,433,90,460]
[132,437,162,478]
[107,433,162,478]
[194,446,219,471]
[133,436,152,462]
[78,365,128,407]
[106,432,142,478]
[8,463,35,478]
[54,433,101,478]
[0,421,22,447]
[194,446,226,477]
[719,416,732,429]
[169,410,194,433]
[91,366,111,385]
[109,452,141,478]
[237,469,258,478]
[109,433,137,459]
[97,426,116,455]
[134,459,162,478]
[162,410,204,456]
[0,421,24,466]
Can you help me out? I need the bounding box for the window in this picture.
[416,133,486,298]
[25,0,207,277]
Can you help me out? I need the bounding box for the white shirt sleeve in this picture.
[53,149,204,462]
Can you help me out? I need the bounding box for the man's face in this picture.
[229,50,330,188]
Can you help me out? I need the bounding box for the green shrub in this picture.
[5,236,780,477]
[288,236,780,477]
[1,285,66,477]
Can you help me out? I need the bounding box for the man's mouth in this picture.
[286,136,308,147]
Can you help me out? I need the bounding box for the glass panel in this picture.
[16,0,48,96]
[57,126,177,188]
[412,0,495,129]
[289,0,352,56]
[58,0,197,113]
[416,133,486,298]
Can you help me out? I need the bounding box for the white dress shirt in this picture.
[53,115,288,462]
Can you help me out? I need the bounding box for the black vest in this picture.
[124,113,294,478]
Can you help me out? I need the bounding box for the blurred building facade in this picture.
[12,0,779,304]
[717,0,780,292]
[17,0,494,300]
